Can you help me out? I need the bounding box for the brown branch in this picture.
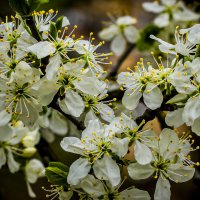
[49,102,85,131]
[106,43,135,79]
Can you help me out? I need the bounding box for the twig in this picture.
[106,43,135,78]
[50,102,85,131]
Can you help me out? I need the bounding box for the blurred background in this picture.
[0,0,200,199]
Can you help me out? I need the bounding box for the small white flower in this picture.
[99,16,139,55]
[143,0,199,27]
[61,119,129,186]
[25,159,45,198]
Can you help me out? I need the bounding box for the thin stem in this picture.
[106,43,135,78]
[50,103,85,130]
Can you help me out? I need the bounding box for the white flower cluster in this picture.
[0,10,114,198]
[60,113,198,200]
[0,1,200,199]
[143,0,199,27]
[99,16,139,56]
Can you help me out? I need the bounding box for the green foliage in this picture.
[46,162,69,185]
[50,21,58,40]
[56,16,65,31]
[167,94,188,104]
[195,44,200,58]
[136,24,162,51]
[9,0,49,16]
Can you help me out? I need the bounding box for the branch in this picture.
[106,43,135,78]
[23,15,42,41]
[50,102,85,131]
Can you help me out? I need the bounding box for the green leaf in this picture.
[9,0,30,16]
[50,22,58,40]
[166,94,188,104]
[45,162,69,185]
[195,44,200,58]
[9,0,49,16]
[56,16,64,31]
[29,0,50,12]
[49,162,69,172]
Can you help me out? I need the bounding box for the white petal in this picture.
[168,164,195,183]
[73,77,106,96]
[182,96,200,125]
[7,149,20,173]
[134,140,152,165]
[111,137,129,157]
[59,89,85,117]
[161,0,176,6]
[67,158,91,185]
[150,35,174,49]
[60,137,84,155]
[0,148,6,169]
[80,175,106,197]
[84,109,98,126]
[111,34,126,56]
[46,54,61,80]
[28,41,56,59]
[122,88,142,110]
[98,25,119,41]
[0,110,11,126]
[25,159,44,183]
[74,40,90,54]
[117,72,135,87]
[142,2,165,13]
[93,155,121,187]
[127,163,154,180]
[154,176,171,200]
[96,103,115,122]
[59,191,73,200]
[154,13,169,28]
[124,26,139,43]
[62,17,70,27]
[116,16,137,25]
[143,83,163,110]
[82,119,104,139]
[165,108,184,128]
[119,187,150,200]
[159,129,179,159]
[26,182,36,198]
[192,117,200,136]
[49,110,68,135]
[0,125,13,142]
[174,3,199,22]
[188,25,200,44]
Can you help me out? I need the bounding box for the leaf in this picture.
[9,0,49,15]
[50,22,58,40]
[56,16,64,31]
[9,0,30,16]
[49,162,69,172]
[45,162,69,185]
[29,0,50,12]
[166,94,188,104]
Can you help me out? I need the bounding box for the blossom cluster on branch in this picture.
[0,0,200,199]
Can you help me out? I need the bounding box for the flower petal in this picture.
[143,83,163,110]
[134,140,152,165]
[127,163,154,180]
[154,176,171,200]
[67,158,91,185]
[111,34,126,56]
[93,155,121,187]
